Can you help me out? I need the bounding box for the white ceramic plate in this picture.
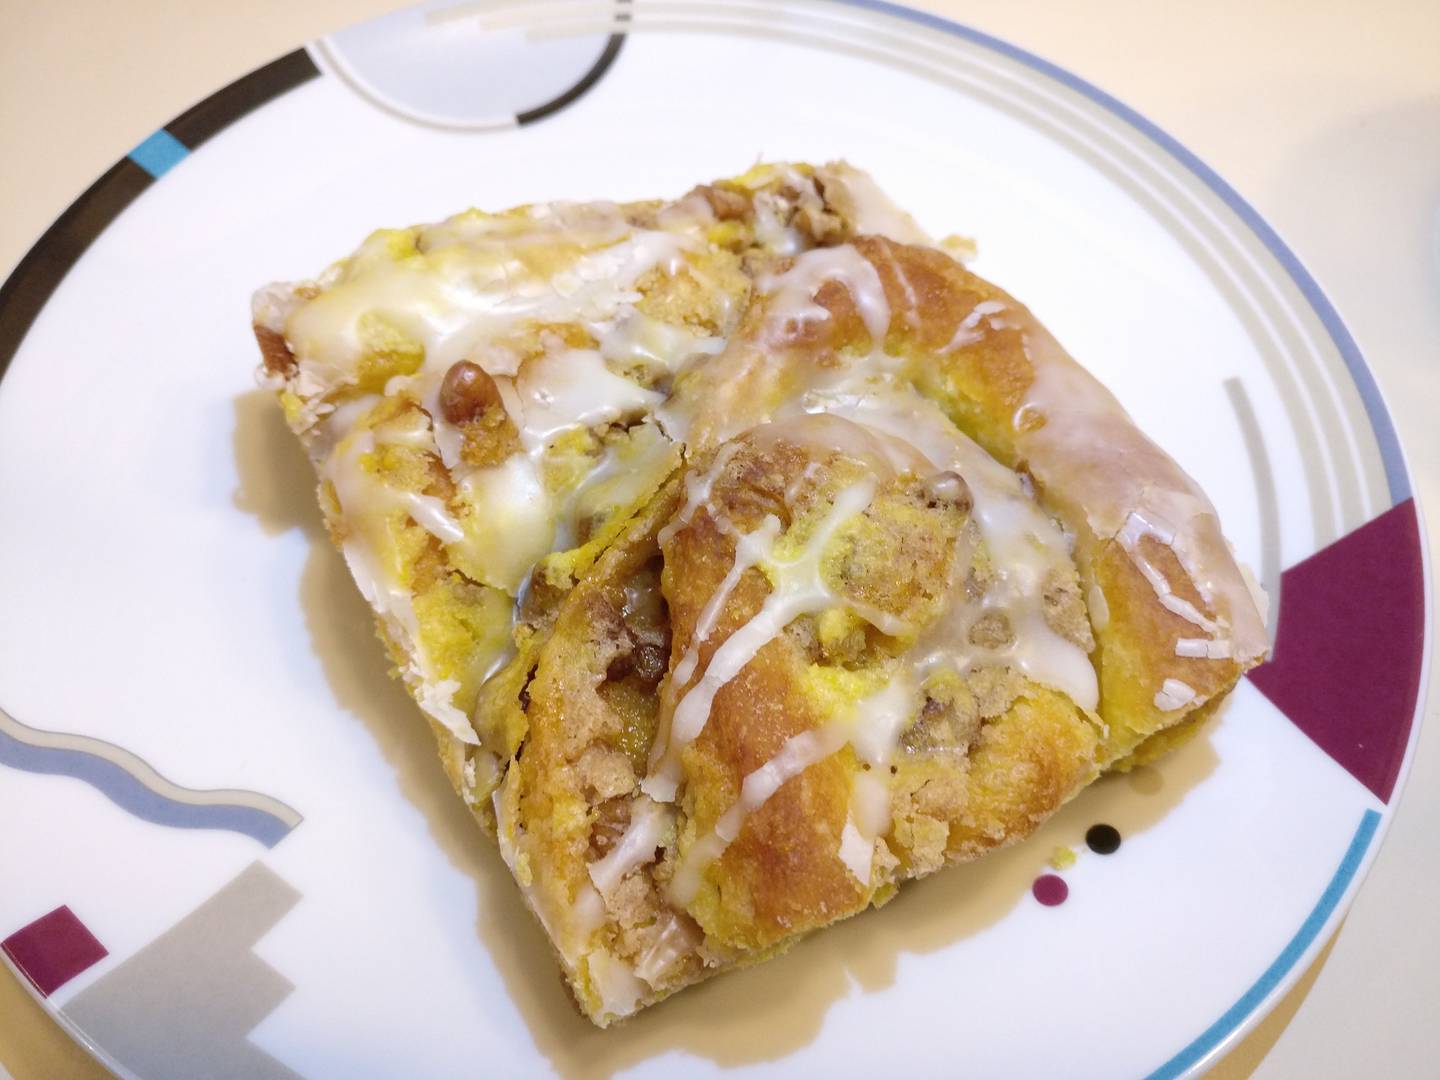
[0,2,1430,1077]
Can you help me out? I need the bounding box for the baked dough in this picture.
[253,163,1266,1024]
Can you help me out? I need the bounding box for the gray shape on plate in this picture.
[1224,376,1283,641]
[313,0,625,130]
[64,861,302,1080]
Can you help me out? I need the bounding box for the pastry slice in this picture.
[252,185,754,803]
[253,163,1266,1025]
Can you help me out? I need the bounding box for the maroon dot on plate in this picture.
[1032,874,1069,907]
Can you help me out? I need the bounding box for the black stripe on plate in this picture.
[517,1,629,126]
[0,48,322,384]
[166,48,320,149]
[0,159,153,381]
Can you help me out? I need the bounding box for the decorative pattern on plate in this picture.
[63,863,302,1080]
[2,907,109,998]
[0,1,1428,1077]
[1248,499,1425,803]
[0,706,302,848]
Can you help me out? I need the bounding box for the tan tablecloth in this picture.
[3,1,1437,1076]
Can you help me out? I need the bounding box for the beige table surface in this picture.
[2,1,1437,1076]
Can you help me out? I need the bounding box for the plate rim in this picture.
[0,3,1431,1077]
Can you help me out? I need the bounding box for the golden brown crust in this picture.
[944,688,1099,857]
[507,479,689,1011]
[673,234,1259,765]
[654,431,1105,950]
[253,323,297,378]
[661,448,875,949]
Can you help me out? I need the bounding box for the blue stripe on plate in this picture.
[127,129,190,179]
[0,725,294,849]
[1145,808,1381,1079]
[832,0,1412,506]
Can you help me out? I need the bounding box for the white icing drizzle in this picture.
[400,491,466,544]
[837,818,874,885]
[658,396,1089,897]
[672,712,901,901]
[283,199,698,520]
[837,770,893,885]
[1116,510,1223,635]
[784,460,825,506]
[587,948,647,1018]
[314,393,381,457]
[556,420,678,551]
[593,308,726,375]
[1086,583,1110,632]
[645,479,880,803]
[415,678,474,744]
[671,516,783,688]
[669,720,851,905]
[658,243,900,450]
[297,206,705,734]
[331,427,468,548]
[941,299,1008,353]
[665,247,1098,709]
[658,441,743,546]
[850,770,893,836]
[633,913,700,989]
[839,513,1093,751]
[810,392,1099,711]
[267,199,736,749]
[454,455,555,592]
[1154,678,1199,712]
[776,241,1260,685]
[867,238,920,329]
[324,429,482,745]
[652,331,1105,897]
[1176,637,1233,660]
[372,404,434,446]
[587,797,675,899]
[751,190,806,256]
[674,235,1263,681]
[512,347,665,453]
[286,214,686,408]
[1014,323,1268,663]
[721,724,851,845]
[748,409,927,480]
[573,882,607,938]
[742,162,831,256]
[848,677,916,767]
[760,245,891,349]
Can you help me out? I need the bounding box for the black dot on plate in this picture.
[1086,824,1121,855]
